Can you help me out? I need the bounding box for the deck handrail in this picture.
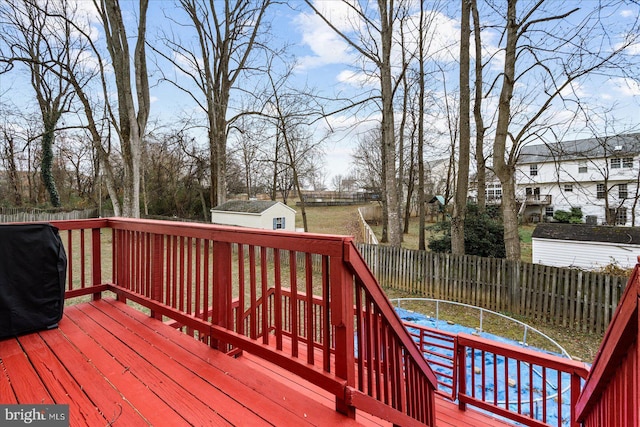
[575,259,640,426]
[401,317,591,427]
[456,333,589,427]
[51,218,438,426]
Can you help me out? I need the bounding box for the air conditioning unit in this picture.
[586,215,598,225]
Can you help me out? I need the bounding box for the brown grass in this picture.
[293,204,602,362]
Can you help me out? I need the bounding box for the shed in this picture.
[532,223,640,269]
[211,200,296,231]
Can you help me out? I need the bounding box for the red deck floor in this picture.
[0,299,514,426]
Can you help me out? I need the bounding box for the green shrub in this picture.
[553,207,583,223]
[428,204,506,258]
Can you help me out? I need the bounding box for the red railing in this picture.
[457,333,588,427]
[404,316,590,427]
[575,259,639,427]
[51,218,437,427]
[404,321,458,400]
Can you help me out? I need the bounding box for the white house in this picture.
[211,200,296,231]
[516,133,640,226]
[532,223,640,269]
[426,157,454,198]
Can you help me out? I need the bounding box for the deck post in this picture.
[570,372,581,427]
[212,240,232,352]
[114,229,126,304]
[331,244,356,419]
[91,227,102,301]
[457,343,467,411]
[150,234,164,320]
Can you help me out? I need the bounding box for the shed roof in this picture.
[532,223,640,245]
[212,200,282,214]
[518,133,640,164]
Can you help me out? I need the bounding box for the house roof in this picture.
[212,200,283,214]
[518,133,640,164]
[426,157,449,169]
[532,223,640,245]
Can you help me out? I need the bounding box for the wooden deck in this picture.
[1,299,514,426]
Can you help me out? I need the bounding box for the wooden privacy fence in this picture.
[356,244,628,335]
[0,207,98,223]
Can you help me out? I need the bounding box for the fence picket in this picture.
[356,244,630,334]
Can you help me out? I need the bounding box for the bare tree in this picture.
[0,0,83,207]
[230,115,269,198]
[470,0,486,211]
[0,116,24,206]
[416,0,428,250]
[264,57,325,231]
[451,0,471,255]
[491,0,640,260]
[92,0,150,218]
[305,0,408,246]
[153,0,271,208]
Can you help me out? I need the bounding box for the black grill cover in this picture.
[0,223,67,339]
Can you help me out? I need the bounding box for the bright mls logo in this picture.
[1,405,68,426]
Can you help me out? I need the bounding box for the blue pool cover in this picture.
[395,306,582,427]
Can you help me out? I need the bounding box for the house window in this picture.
[526,187,540,200]
[611,158,621,169]
[623,157,634,168]
[619,183,628,199]
[563,184,573,192]
[529,164,538,176]
[596,184,605,199]
[273,217,285,230]
[545,207,554,217]
[608,207,627,225]
[485,184,502,201]
[578,163,587,173]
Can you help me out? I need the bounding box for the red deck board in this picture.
[0,338,53,404]
[15,333,108,426]
[77,301,289,426]
[36,323,148,426]
[60,305,190,426]
[64,303,232,426]
[1,299,518,427]
[101,298,368,427]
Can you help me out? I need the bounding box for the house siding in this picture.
[532,237,640,269]
[515,135,640,226]
[211,203,296,231]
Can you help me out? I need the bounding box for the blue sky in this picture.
[2,0,640,187]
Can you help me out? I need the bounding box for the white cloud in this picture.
[560,81,588,98]
[620,9,635,18]
[294,2,361,71]
[627,42,640,55]
[611,77,640,97]
[336,69,376,88]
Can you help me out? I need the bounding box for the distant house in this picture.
[211,200,296,231]
[426,157,454,197]
[469,169,503,205]
[516,133,640,225]
[532,223,640,269]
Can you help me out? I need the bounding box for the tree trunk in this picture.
[41,122,61,207]
[5,134,22,206]
[493,0,521,260]
[379,0,401,247]
[471,0,486,211]
[417,0,426,251]
[500,173,519,259]
[452,0,471,255]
